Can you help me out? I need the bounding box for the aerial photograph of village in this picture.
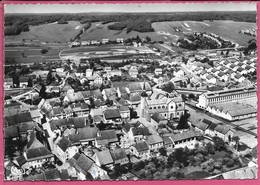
[3,3,257,180]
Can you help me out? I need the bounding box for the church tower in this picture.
[140,91,148,118]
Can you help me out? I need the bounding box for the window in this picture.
[171,106,174,109]
[162,106,165,109]
[158,106,161,109]
[153,107,156,109]
[179,103,182,107]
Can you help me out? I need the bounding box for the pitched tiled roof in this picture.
[5,112,33,126]
[44,169,61,180]
[170,131,200,142]
[132,127,150,136]
[103,108,121,119]
[4,126,19,139]
[110,148,128,161]
[57,137,71,152]
[26,147,53,161]
[146,135,163,145]
[97,130,118,143]
[95,150,114,165]
[133,141,149,152]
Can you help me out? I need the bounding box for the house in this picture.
[169,130,199,149]
[130,140,150,160]
[102,38,109,44]
[19,77,28,88]
[21,131,54,170]
[68,153,107,180]
[92,150,114,167]
[53,137,79,163]
[96,130,119,148]
[237,67,247,75]
[102,88,117,100]
[174,69,185,78]
[119,106,130,119]
[86,69,93,77]
[68,127,98,146]
[4,78,13,89]
[110,148,129,165]
[128,126,150,141]
[218,72,229,82]
[117,38,124,43]
[70,102,89,117]
[234,74,245,83]
[199,70,207,79]
[63,91,84,103]
[129,66,139,78]
[93,74,103,85]
[103,108,122,124]
[191,118,210,134]
[206,74,217,84]
[162,136,174,149]
[154,68,163,76]
[146,135,163,151]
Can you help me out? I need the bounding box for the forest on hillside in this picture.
[5,11,256,36]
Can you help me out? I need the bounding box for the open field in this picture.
[152,21,256,46]
[5,20,256,46]
[5,21,85,43]
[5,45,67,65]
[79,22,167,42]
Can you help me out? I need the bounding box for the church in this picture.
[140,90,185,120]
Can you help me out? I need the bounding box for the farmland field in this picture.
[79,22,167,42]
[5,45,67,65]
[152,20,256,46]
[5,21,86,43]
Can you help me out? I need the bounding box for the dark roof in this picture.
[132,127,150,136]
[110,148,128,161]
[57,137,71,152]
[5,112,33,126]
[26,147,53,161]
[192,119,209,131]
[16,155,27,166]
[151,112,165,123]
[24,173,45,181]
[75,154,94,174]
[60,169,70,180]
[128,83,143,92]
[104,109,121,119]
[162,136,173,145]
[71,117,86,128]
[18,122,36,134]
[133,141,149,152]
[129,94,141,103]
[170,131,200,142]
[4,126,19,139]
[119,106,130,112]
[208,122,218,131]
[44,169,61,180]
[97,130,118,143]
[69,127,98,144]
[214,125,232,134]
[122,122,131,132]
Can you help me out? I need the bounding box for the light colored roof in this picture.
[170,131,200,142]
[146,135,163,145]
[222,166,257,179]
[95,150,114,165]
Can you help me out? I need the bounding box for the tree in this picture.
[159,147,167,157]
[41,48,48,54]
[205,142,215,154]
[27,77,33,87]
[176,114,189,129]
[212,136,226,151]
[47,70,54,85]
[39,83,46,99]
[232,136,240,151]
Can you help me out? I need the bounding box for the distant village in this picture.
[4,31,258,180]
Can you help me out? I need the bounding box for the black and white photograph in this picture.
[4,3,257,181]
